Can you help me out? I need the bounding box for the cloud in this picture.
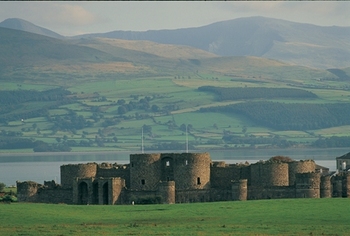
[46,3,97,26]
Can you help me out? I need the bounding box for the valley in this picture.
[1,17,350,153]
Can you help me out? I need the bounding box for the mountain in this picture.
[0,27,220,82]
[0,27,123,66]
[74,16,350,69]
[0,18,64,39]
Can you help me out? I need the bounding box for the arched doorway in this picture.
[78,182,89,205]
[103,182,109,205]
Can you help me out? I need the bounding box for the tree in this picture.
[118,105,127,115]
[151,104,159,112]
[142,124,152,134]
[0,182,5,192]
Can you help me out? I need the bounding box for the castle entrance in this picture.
[103,182,109,205]
[78,182,89,205]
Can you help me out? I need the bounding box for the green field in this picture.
[1,34,350,153]
[0,199,349,235]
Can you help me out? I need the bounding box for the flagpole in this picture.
[142,127,144,154]
[186,124,188,153]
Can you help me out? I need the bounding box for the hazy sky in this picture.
[1,1,349,36]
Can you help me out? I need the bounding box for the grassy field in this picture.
[0,198,349,235]
[1,47,350,153]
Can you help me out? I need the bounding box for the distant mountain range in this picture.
[1,17,350,69]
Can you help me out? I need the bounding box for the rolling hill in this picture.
[1,17,350,152]
[74,16,350,69]
[0,18,64,39]
[2,17,350,69]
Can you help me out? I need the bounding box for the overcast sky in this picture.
[1,1,349,36]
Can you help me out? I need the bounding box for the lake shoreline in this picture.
[0,147,349,157]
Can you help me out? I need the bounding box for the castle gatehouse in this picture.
[16,152,350,204]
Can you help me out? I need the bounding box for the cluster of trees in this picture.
[0,183,17,202]
[198,86,317,101]
[117,97,178,115]
[0,137,35,149]
[0,88,71,105]
[0,135,119,152]
[222,135,297,148]
[117,97,155,115]
[312,136,350,148]
[0,137,71,151]
[0,88,74,123]
[147,141,194,151]
[51,110,92,131]
[33,141,71,152]
[201,101,350,130]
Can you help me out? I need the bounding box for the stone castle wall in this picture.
[17,181,73,204]
[17,152,350,205]
[97,163,130,188]
[248,186,295,200]
[295,172,320,198]
[129,153,211,191]
[210,163,242,189]
[61,163,97,189]
[130,153,162,191]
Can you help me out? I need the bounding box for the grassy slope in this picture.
[1,31,350,152]
[0,199,349,235]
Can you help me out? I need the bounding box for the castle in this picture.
[16,152,350,205]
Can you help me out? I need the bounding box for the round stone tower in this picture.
[129,153,161,190]
[332,175,343,197]
[289,160,316,186]
[268,162,289,186]
[295,172,320,198]
[231,179,248,201]
[171,153,211,190]
[345,172,350,198]
[158,181,175,204]
[320,175,332,198]
[60,163,97,189]
[251,161,289,187]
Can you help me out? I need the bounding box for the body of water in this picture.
[0,148,347,186]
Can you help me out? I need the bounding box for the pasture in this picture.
[2,62,350,153]
[0,198,349,235]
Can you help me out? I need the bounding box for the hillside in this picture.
[1,19,350,153]
[94,38,218,59]
[75,16,350,69]
[0,27,121,66]
[0,18,64,39]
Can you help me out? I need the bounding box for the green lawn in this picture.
[0,198,349,235]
